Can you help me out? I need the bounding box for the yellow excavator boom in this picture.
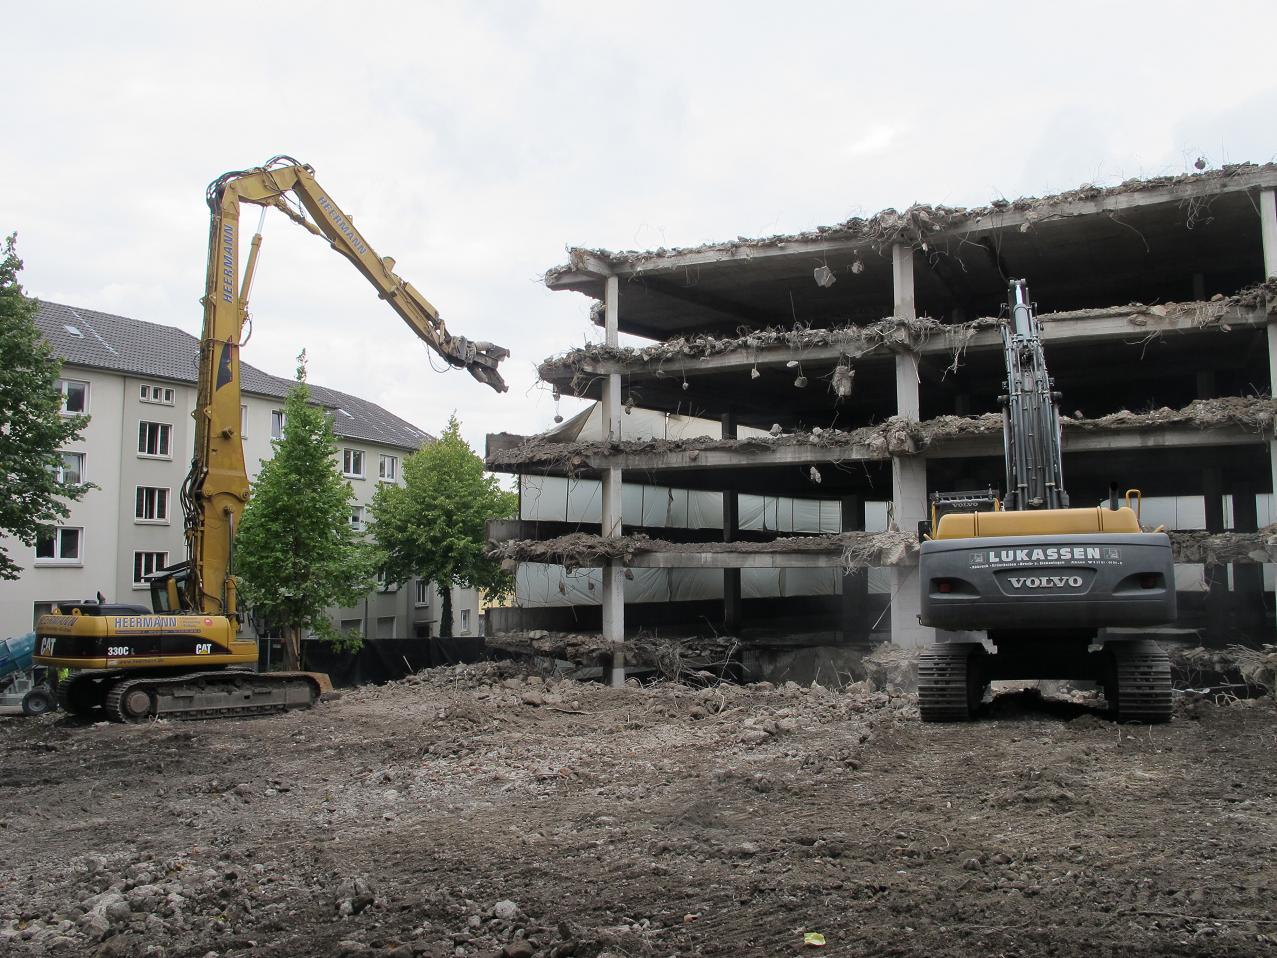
[186,155,509,619]
[36,156,509,723]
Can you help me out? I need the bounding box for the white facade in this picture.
[0,362,480,642]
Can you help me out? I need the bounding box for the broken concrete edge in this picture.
[544,163,1277,286]
[487,530,918,572]
[537,283,1277,377]
[486,396,1277,472]
[543,313,999,373]
[486,528,1277,571]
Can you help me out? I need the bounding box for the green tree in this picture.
[236,354,375,669]
[0,233,89,580]
[371,415,517,637]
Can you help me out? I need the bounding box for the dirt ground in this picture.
[2,665,1276,958]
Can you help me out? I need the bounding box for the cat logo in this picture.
[195,643,213,655]
[39,636,56,657]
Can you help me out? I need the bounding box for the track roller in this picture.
[918,641,986,722]
[105,680,156,724]
[1106,639,1172,723]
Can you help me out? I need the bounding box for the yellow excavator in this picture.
[917,280,1176,723]
[35,156,508,722]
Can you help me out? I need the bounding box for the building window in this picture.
[350,505,366,531]
[379,454,398,482]
[376,569,398,593]
[342,449,365,478]
[56,379,89,414]
[460,609,471,634]
[241,404,248,439]
[415,579,430,607]
[270,409,286,440]
[135,486,171,523]
[35,527,82,564]
[339,618,363,637]
[133,551,168,587]
[55,452,85,485]
[375,616,396,639]
[139,383,175,405]
[138,421,172,458]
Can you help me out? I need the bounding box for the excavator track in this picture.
[1107,640,1172,724]
[918,642,986,722]
[57,672,112,717]
[100,671,322,724]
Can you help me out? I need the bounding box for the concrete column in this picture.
[721,409,741,633]
[1262,190,1277,279]
[1262,191,1277,541]
[1203,467,1228,644]
[1232,483,1265,636]
[601,275,625,685]
[891,244,929,648]
[840,495,868,642]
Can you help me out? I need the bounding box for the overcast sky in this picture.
[5,1,1276,454]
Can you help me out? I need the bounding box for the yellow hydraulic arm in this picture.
[184,155,509,619]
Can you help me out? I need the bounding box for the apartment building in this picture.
[0,302,481,644]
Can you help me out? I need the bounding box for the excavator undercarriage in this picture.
[58,668,325,724]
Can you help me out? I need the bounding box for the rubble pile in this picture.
[487,530,921,571]
[1065,396,1277,435]
[489,526,1277,573]
[485,631,744,681]
[1172,644,1277,696]
[489,396,1277,476]
[0,844,333,954]
[1168,526,1277,564]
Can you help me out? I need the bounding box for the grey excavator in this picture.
[917,280,1177,722]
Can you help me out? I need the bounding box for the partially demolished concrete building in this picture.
[487,164,1277,682]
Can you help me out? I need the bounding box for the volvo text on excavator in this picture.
[34,156,509,722]
[917,280,1176,723]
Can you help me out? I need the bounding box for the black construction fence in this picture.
[259,637,487,688]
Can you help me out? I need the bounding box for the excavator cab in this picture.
[924,489,1000,539]
[147,561,189,614]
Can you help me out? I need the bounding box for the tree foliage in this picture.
[235,355,375,668]
[370,415,517,637]
[0,233,89,580]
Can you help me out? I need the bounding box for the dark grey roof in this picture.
[35,301,432,450]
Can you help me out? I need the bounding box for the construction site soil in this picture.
[3,665,1275,958]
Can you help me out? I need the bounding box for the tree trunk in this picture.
[282,625,303,671]
[438,584,453,638]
